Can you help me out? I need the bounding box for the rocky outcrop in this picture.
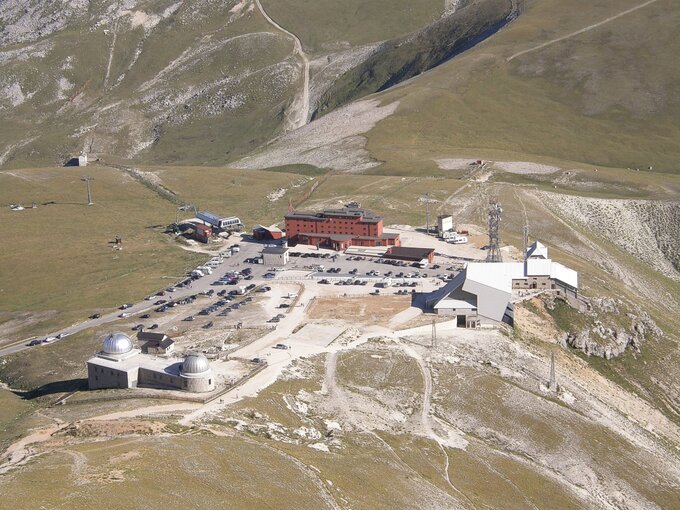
[557,297,663,359]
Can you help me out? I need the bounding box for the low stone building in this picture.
[262,246,289,266]
[138,331,175,355]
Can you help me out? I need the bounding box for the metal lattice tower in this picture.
[81,176,94,206]
[486,199,503,262]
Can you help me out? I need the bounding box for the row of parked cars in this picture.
[186,284,259,320]
[27,331,70,346]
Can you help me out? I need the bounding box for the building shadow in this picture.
[410,291,430,311]
[15,378,88,400]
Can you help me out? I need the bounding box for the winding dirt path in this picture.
[507,0,660,61]
[254,0,310,130]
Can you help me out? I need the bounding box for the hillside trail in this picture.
[254,0,310,130]
[0,420,69,475]
[507,0,660,61]
[323,349,471,507]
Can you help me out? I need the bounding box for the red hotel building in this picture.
[285,205,400,251]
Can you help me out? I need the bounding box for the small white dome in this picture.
[181,354,210,375]
[102,332,134,355]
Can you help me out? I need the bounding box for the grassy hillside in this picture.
[0,1,297,168]
[360,0,680,173]
[259,0,445,52]
[314,0,514,118]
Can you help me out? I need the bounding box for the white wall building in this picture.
[87,333,214,393]
[426,241,578,327]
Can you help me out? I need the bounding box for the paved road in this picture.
[0,239,265,357]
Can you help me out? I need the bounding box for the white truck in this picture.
[448,235,468,244]
[443,231,468,244]
[197,265,213,275]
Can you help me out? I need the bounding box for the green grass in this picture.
[0,165,203,315]
[260,0,445,52]
[362,0,680,174]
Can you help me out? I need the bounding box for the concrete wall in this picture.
[88,362,135,390]
[512,276,553,290]
[263,251,288,266]
[137,367,183,391]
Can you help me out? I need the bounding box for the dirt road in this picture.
[254,0,310,130]
[507,0,660,61]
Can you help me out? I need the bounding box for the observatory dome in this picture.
[101,332,134,355]
[181,354,211,375]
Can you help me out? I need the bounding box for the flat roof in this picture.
[285,207,382,223]
[262,246,289,254]
[88,353,185,376]
[386,246,435,259]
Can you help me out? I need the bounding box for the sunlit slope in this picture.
[362,0,680,173]
[0,1,298,168]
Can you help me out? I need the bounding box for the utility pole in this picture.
[523,224,529,261]
[424,192,430,236]
[431,318,437,349]
[81,176,94,206]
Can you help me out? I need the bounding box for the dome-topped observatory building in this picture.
[180,353,214,392]
[87,333,215,393]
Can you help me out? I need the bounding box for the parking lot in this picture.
[8,232,470,353]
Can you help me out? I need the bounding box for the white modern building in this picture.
[87,333,215,393]
[425,241,578,327]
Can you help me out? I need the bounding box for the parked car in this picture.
[274,343,290,350]
[28,339,42,346]
[43,336,57,343]
[119,303,133,310]
[184,316,195,321]
[202,321,214,329]
[119,312,131,318]
[90,313,101,319]
[149,324,159,329]
[154,299,166,305]
[140,313,151,319]
[132,324,144,331]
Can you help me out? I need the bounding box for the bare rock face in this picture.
[561,300,662,360]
